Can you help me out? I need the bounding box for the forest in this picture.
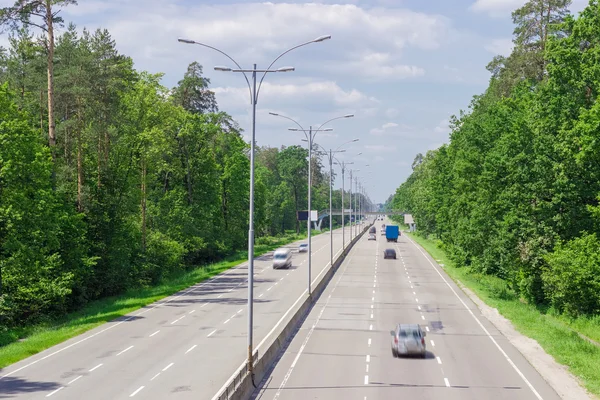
[391,0,600,317]
[0,2,364,328]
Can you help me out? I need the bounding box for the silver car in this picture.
[390,324,427,358]
[298,243,308,253]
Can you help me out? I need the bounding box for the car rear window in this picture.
[274,253,287,259]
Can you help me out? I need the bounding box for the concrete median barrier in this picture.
[213,222,374,400]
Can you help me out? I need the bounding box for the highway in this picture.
[253,219,562,400]
[0,224,367,400]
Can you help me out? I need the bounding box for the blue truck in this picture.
[385,225,400,242]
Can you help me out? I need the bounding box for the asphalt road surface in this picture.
[253,219,562,400]
[0,223,369,400]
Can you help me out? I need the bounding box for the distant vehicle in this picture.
[369,226,376,234]
[383,248,396,259]
[272,248,292,269]
[390,324,427,358]
[298,243,308,253]
[368,233,376,241]
[380,228,386,235]
[386,225,400,242]
[382,223,386,228]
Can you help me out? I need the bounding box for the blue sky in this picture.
[0,0,590,203]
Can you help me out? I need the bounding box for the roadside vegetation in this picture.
[0,1,365,360]
[0,229,321,368]
[388,0,600,396]
[407,232,600,397]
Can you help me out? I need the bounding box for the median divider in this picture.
[213,221,375,400]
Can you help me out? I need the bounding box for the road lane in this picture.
[253,219,562,400]
[0,224,369,400]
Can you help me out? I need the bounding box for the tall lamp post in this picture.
[334,155,360,249]
[315,140,359,270]
[178,34,331,378]
[269,112,354,296]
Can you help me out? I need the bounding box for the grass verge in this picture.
[0,230,322,369]
[406,231,600,398]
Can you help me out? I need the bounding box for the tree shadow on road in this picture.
[0,377,60,398]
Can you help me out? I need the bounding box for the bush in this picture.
[543,233,600,317]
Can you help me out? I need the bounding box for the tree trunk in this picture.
[45,1,56,149]
[76,98,83,212]
[141,158,147,251]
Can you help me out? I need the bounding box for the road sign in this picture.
[297,210,318,222]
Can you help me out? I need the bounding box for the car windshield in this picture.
[274,253,287,260]
[299,244,307,248]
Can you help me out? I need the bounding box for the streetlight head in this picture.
[214,66,232,72]
[344,114,354,118]
[357,152,363,155]
[277,66,295,72]
[313,35,332,43]
[339,149,347,153]
[352,138,360,142]
[178,38,195,44]
[324,128,333,131]
[289,128,300,131]
[301,138,308,142]
[269,112,279,116]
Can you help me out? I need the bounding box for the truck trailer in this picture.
[385,225,400,242]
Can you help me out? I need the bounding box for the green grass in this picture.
[406,231,600,398]
[0,231,319,369]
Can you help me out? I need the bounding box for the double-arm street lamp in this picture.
[269,112,354,297]
[315,139,359,270]
[334,154,360,249]
[178,34,331,378]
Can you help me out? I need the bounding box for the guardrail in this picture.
[212,219,375,400]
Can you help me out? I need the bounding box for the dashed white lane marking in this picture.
[368,338,372,346]
[444,378,450,387]
[366,355,370,362]
[370,324,373,330]
[162,363,174,372]
[258,293,264,298]
[150,373,160,381]
[404,234,544,400]
[171,315,185,324]
[417,306,421,310]
[186,344,197,354]
[217,294,224,298]
[366,364,369,372]
[46,387,64,397]
[410,285,414,289]
[116,345,133,356]
[364,375,369,385]
[237,309,243,314]
[188,309,195,314]
[413,291,416,295]
[129,386,145,397]
[371,304,374,309]
[201,303,209,308]
[430,340,435,347]
[372,290,375,294]
[149,330,160,337]
[421,315,425,320]
[426,326,430,332]
[437,356,442,364]
[68,376,82,385]
[207,330,217,337]
[370,313,374,319]
[89,364,103,372]
[415,298,419,303]
[224,318,231,324]
[267,286,273,291]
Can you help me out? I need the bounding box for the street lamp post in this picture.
[269,113,354,296]
[316,140,359,271]
[334,156,360,250]
[178,34,331,379]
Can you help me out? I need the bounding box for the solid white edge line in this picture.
[404,234,544,400]
[46,387,64,397]
[129,386,145,397]
[444,377,450,387]
[430,340,435,347]
[210,242,346,400]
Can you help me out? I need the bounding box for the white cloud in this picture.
[484,38,513,56]
[382,122,399,129]
[385,108,400,118]
[469,0,525,17]
[365,144,397,152]
[434,119,450,134]
[212,81,378,113]
[370,121,414,136]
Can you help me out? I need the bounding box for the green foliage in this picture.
[391,0,600,317]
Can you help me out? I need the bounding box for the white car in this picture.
[298,243,308,253]
[368,234,376,241]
